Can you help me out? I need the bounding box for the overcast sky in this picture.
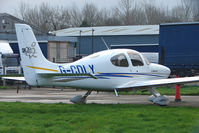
[1,0,182,16]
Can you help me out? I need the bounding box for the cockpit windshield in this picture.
[127,51,144,66]
[143,55,150,65]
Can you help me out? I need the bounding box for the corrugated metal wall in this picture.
[111,45,159,52]
[159,23,199,76]
[159,23,199,68]
[77,35,159,55]
[9,42,48,58]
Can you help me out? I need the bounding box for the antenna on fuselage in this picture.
[101,37,110,50]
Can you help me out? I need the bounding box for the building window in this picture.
[111,54,129,67]
[3,25,6,29]
[2,19,5,24]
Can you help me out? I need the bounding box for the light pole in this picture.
[79,30,82,58]
[92,29,95,54]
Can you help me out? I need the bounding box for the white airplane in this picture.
[9,24,199,105]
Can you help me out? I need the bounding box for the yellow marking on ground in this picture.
[27,66,58,72]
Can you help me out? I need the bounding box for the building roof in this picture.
[0,13,47,35]
[53,25,159,37]
[160,22,199,26]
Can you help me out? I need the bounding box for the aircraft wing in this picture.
[1,73,97,83]
[38,73,97,82]
[118,76,199,89]
[1,76,25,81]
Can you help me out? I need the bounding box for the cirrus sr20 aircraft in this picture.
[9,24,199,105]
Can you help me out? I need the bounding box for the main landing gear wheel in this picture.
[70,90,92,104]
[147,88,169,106]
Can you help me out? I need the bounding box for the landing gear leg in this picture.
[147,88,169,106]
[70,90,92,104]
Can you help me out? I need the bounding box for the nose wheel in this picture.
[70,90,92,104]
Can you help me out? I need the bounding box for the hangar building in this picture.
[159,22,199,76]
[0,13,77,63]
[53,25,159,56]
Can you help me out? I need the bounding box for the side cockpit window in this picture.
[111,54,129,67]
[128,52,144,66]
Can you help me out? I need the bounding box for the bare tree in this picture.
[18,2,51,31]
[120,0,133,25]
[191,0,199,21]
[48,7,71,30]
[171,0,193,22]
[143,2,168,24]
[94,8,109,26]
[18,2,28,20]
[129,2,146,25]
[82,3,99,26]
[69,4,83,27]
[106,8,123,26]
[16,0,198,32]
[17,2,72,31]
[116,0,134,25]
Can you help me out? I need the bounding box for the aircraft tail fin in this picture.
[15,24,57,86]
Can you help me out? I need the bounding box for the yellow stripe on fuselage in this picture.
[115,74,137,76]
[27,66,58,72]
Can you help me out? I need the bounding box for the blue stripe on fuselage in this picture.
[97,73,164,78]
[54,73,165,81]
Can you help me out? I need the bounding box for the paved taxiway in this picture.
[0,87,198,107]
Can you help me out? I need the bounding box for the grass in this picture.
[0,102,198,133]
[0,86,11,90]
[0,74,24,77]
[0,85,19,90]
[119,86,199,95]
